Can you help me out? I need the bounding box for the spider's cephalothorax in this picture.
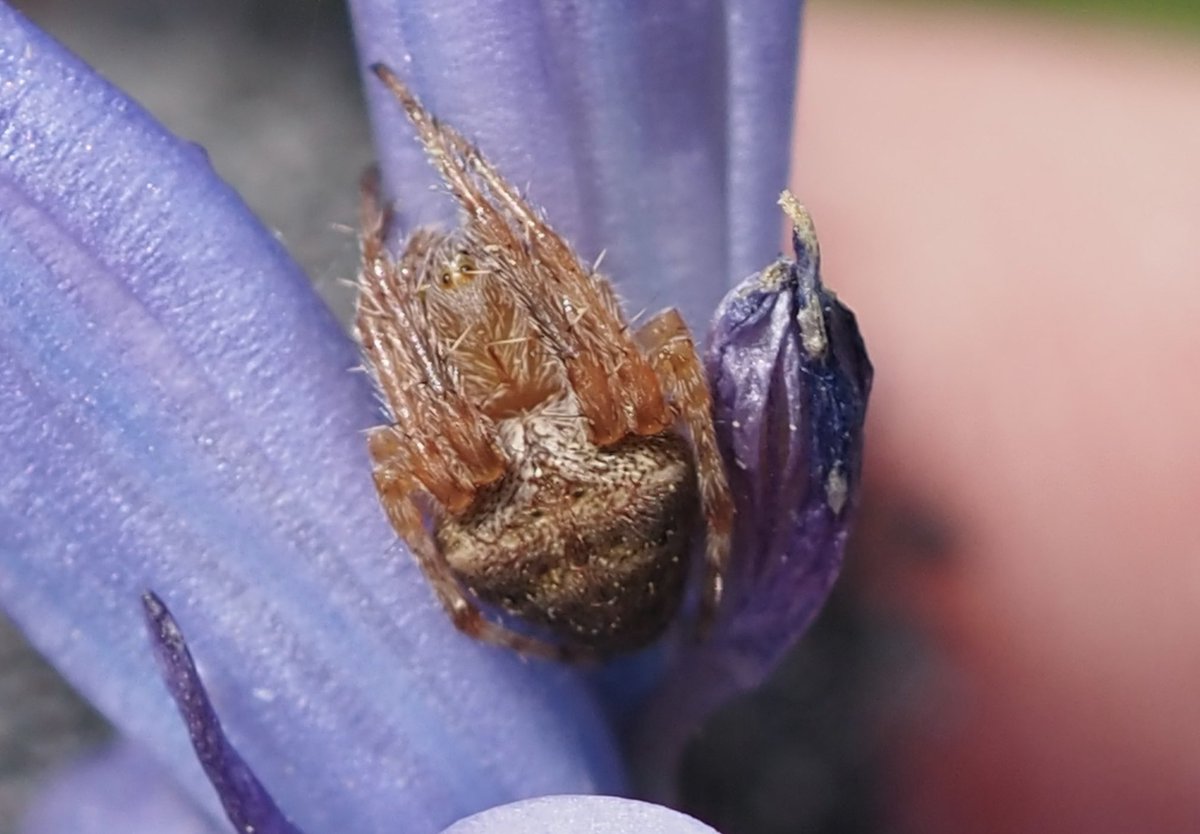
[355,64,733,660]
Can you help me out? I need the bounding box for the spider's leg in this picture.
[358,174,596,661]
[637,309,734,631]
[356,175,507,510]
[371,64,669,446]
[366,427,585,662]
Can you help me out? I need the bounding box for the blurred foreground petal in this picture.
[0,7,621,832]
[632,196,872,797]
[23,759,721,834]
[444,795,718,834]
[348,0,801,330]
[20,742,221,834]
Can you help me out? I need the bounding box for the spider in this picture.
[355,63,733,661]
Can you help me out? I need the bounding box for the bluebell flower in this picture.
[0,1,869,832]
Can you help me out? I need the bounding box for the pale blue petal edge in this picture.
[347,0,801,332]
[0,7,622,833]
[445,795,719,834]
[21,753,716,834]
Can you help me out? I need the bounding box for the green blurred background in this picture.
[904,0,1200,31]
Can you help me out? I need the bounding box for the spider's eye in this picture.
[438,252,478,290]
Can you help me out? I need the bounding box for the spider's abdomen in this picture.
[435,400,698,654]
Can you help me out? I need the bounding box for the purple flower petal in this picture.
[443,795,719,834]
[347,0,801,331]
[23,758,717,834]
[631,196,872,798]
[142,592,304,834]
[19,743,223,834]
[725,0,804,287]
[0,7,621,832]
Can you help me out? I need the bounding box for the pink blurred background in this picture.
[795,3,1200,832]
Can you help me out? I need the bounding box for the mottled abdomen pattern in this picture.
[437,401,697,652]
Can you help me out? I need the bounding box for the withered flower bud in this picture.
[706,192,872,677]
[633,194,872,797]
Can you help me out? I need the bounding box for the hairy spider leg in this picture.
[636,309,734,631]
[370,64,669,447]
[365,428,583,661]
[357,170,590,661]
[356,170,506,511]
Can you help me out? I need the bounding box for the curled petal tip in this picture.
[778,189,820,271]
[143,593,306,834]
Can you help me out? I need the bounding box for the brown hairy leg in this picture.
[637,309,735,630]
[366,427,577,661]
[356,169,505,510]
[357,170,582,661]
[369,64,669,447]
